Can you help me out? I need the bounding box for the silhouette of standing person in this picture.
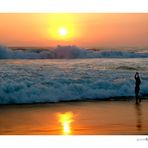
[135,72,141,104]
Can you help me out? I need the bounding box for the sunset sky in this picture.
[0,13,148,48]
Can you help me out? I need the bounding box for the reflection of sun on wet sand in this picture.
[0,100,148,135]
[57,112,74,135]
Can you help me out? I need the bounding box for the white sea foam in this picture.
[0,58,147,104]
[0,45,148,59]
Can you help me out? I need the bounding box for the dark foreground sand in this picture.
[0,99,148,135]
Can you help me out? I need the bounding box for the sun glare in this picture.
[48,14,76,41]
[57,112,74,135]
[58,28,68,36]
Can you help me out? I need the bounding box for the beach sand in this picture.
[0,99,148,135]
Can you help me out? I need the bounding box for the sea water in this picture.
[0,58,148,104]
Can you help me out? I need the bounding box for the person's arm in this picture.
[135,74,137,80]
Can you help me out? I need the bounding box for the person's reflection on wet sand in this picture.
[135,103,142,131]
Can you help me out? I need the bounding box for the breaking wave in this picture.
[0,45,148,59]
[0,58,148,104]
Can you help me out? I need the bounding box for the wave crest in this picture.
[0,45,148,59]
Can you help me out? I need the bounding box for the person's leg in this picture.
[135,87,138,104]
[138,90,141,103]
[136,92,139,104]
[137,87,141,103]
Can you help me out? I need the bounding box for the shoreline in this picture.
[0,98,148,135]
[0,96,148,106]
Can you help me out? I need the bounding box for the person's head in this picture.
[135,72,139,77]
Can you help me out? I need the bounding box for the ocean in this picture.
[0,45,148,135]
[0,58,148,104]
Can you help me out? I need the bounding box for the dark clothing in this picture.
[135,74,141,103]
[135,76,141,87]
[135,86,140,95]
[135,76,141,94]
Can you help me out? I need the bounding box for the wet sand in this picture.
[0,99,148,135]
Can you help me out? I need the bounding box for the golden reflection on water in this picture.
[57,112,74,135]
